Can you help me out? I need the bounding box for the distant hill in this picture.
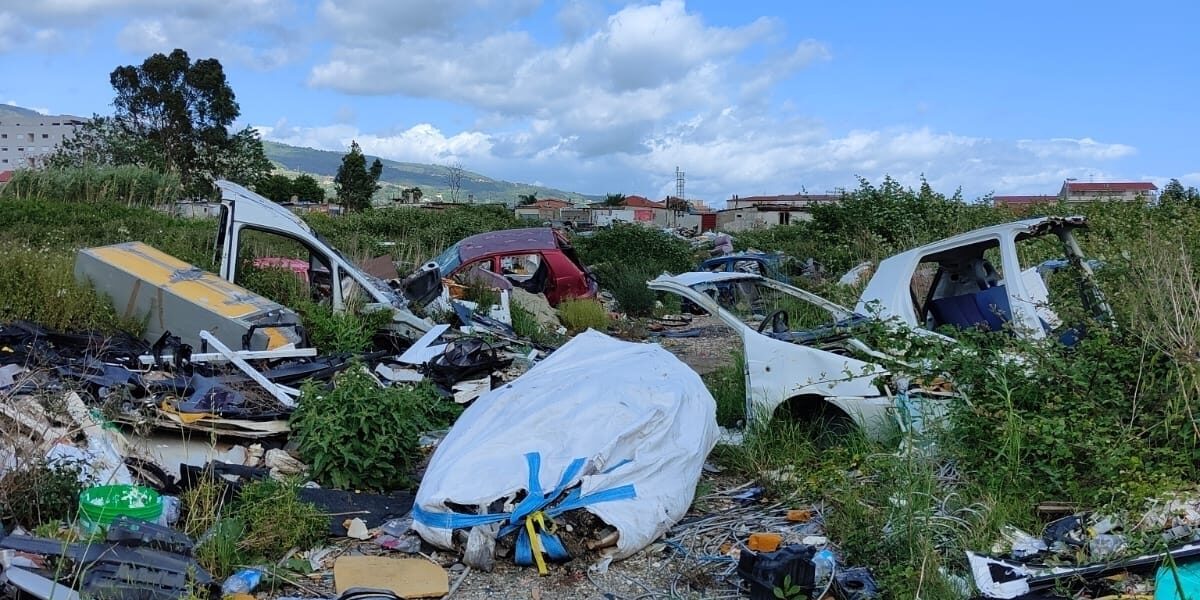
[0,104,47,121]
[263,140,598,205]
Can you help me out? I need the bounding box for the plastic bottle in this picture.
[221,568,264,596]
[812,548,836,586]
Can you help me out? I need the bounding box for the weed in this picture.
[291,366,462,491]
[572,223,694,276]
[232,478,326,559]
[297,299,393,354]
[194,516,246,578]
[597,265,657,316]
[510,301,543,339]
[0,165,182,206]
[557,298,609,332]
[0,459,86,529]
[0,245,145,334]
[701,351,746,427]
[462,278,500,310]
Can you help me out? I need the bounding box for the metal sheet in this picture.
[75,242,303,351]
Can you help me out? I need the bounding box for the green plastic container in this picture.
[78,485,162,533]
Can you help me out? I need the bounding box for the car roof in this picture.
[655,271,767,287]
[456,228,560,264]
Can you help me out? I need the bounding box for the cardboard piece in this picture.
[334,556,448,598]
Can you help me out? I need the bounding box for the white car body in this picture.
[649,271,907,436]
[857,216,1110,339]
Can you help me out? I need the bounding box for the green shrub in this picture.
[598,265,656,317]
[0,245,143,334]
[510,301,543,339]
[296,300,393,354]
[0,459,86,529]
[291,366,462,491]
[573,223,694,276]
[557,298,609,332]
[233,478,326,559]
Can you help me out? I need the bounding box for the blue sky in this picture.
[1,0,1196,203]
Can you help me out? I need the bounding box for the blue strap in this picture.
[414,451,637,566]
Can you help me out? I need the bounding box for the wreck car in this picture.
[213,181,442,341]
[857,216,1111,344]
[649,271,932,436]
[698,252,788,282]
[430,228,597,305]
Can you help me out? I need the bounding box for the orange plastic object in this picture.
[786,509,813,522]
[747,532,783,553]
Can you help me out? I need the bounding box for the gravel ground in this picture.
[651,314,740,376]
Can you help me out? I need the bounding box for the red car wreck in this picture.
[431,228,597,305]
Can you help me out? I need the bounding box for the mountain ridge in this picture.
[263,140,599,205]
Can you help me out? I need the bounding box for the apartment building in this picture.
[0,115,86,168]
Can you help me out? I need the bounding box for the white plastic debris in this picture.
[413,330,719,560]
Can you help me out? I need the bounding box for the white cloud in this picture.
[1,1,302,67]
[4,100,51,114]
[308,0,808,156]
[257,107,1139,202]
[1016,137,1136,161]
[256,120,494,165]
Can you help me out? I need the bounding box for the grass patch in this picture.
[557,298,609,332]
[598,265,657,316]
[0,458,86,529]
[701,351,745,427]
[232,478,326,559]
[0,245,145,334]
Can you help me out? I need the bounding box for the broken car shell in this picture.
[214,180,440,342]
[857,216,1111,340]
[649,272,917,436]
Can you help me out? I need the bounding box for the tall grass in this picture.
[0,166,182,206]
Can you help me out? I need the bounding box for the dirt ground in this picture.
[652,314,740,376]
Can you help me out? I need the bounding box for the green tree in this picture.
[334,141,382,211]
[517,193,538,206]
[49,49,270,196]
[1160,178,1200,207]
[255,173,295,202]
[604,193,626,207]
[292,174,326,203]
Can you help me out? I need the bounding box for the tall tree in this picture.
[334,141,382,210]
[49,49,270,196]
[1160,178,1200,207]
[517,193,538,206]
[604,193,626,207]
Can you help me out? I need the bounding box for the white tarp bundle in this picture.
[413,330,719,561]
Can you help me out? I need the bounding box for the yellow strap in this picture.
[524,511,549,576]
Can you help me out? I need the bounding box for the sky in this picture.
[0,0,1197,203]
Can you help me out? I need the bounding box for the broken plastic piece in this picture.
[199,330,295,408]
[834,566,880,600]
[747,532,783,553]
[333,556,448,598]
[737,544,816,600]
[4,567,81,600]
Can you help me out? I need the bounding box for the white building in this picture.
[0,115,86,168]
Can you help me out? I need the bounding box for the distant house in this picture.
[716,193,839,231]
[514,198,572,222]
[992,195,1059,210]
[1059,181,1157,204]
[726,193,840,210]
[0,170,12,185]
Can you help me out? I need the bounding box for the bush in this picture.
[598,265,657,317]
[233,478,326,559]
[0,245,143,334]
[290,366,462,491]
[573,223,694,276]
[0,459,85,529]
[557,298,609,332]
